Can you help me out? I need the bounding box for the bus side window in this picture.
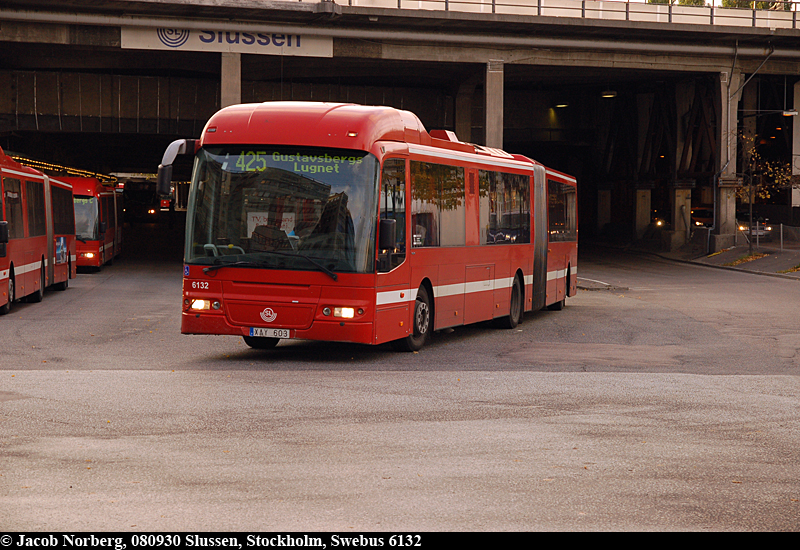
[548,180,577,242]
[378,158,406,273]
[4,178,25,239]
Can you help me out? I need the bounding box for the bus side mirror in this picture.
[379,218,397,250]
[99,221,108,234]
[157,138,197,195]
[156,164,173,196]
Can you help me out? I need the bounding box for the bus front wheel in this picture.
[392,285,432,352]
[243,336,280,349]
[1,270,14,314]
[496,275,523,329]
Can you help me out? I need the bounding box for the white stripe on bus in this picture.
[377,268,576,307]
[545,169,577,184]
[0,259,43,281]
[0,169,74,190]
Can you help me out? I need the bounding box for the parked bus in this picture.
[1,147,76,314]
[68,177,123,270]
[157,102,577,351]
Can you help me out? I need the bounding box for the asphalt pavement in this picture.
[665,239,800,280]
[578,236,800,291]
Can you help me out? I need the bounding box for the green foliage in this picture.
[737,133,794,202]
[720,0,791,9]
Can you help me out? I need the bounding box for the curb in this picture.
[583,242,800,281]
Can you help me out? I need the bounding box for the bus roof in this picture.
[200,101,541,166]
[0,146,41,177]
[58,176,112,195]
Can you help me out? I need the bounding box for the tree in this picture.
[736,131,795,253]
[737,132,793,204]
[720,0,791,9]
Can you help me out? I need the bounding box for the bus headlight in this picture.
[190,299,221,311]
[334,307,355,318]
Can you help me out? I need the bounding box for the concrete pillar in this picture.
[221,52,241,108]
[597,188,611,233]
[710,70,742,251]
[636,93,653,176]
[634,188,651,240]
[740,79,757,212]
[668,185,693,248]
[455,76,478,143]
[485,60,504,149]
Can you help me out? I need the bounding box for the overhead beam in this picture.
[3,8,800,61]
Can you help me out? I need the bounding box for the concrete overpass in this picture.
[2,0,800,251]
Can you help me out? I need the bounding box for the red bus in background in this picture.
[157,102,577,351]
[0,147,76,314]
[68,177,123,270]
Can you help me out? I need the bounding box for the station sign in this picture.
[121,26,333,58]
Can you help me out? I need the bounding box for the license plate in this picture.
[249,327,292,339]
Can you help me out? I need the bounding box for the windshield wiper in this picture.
[201,253,338,281]
[260,250,338,280]
[202,260,269,273]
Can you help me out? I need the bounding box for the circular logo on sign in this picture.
[260,308,277,323]
[157,28,190,48]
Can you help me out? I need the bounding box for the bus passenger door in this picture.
[375,157,411,345]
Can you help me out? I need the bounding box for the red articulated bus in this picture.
[157,102,577,351]
[0,147,76,314]
[68,177,123,270]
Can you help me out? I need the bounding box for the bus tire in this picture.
[27,264,45,303]
[1,270,13,314]
[548,267,569,311]
[54,262,69,291]
[392,285,432,352]
[243,336,280,349]
[497,275,523,329]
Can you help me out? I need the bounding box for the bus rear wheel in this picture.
[392,285,432,352]
[27,265,45,303]
[243,336,280,349]
[53,262,69,291]
[1,271,14,314]
[548,267,569,311]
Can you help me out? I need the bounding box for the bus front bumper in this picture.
[181,311,375,345]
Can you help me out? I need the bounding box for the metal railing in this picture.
[737,222,800,249]
[327,0,800,30]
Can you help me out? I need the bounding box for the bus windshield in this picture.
[185,146,380,275]
[74,195,99,241]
